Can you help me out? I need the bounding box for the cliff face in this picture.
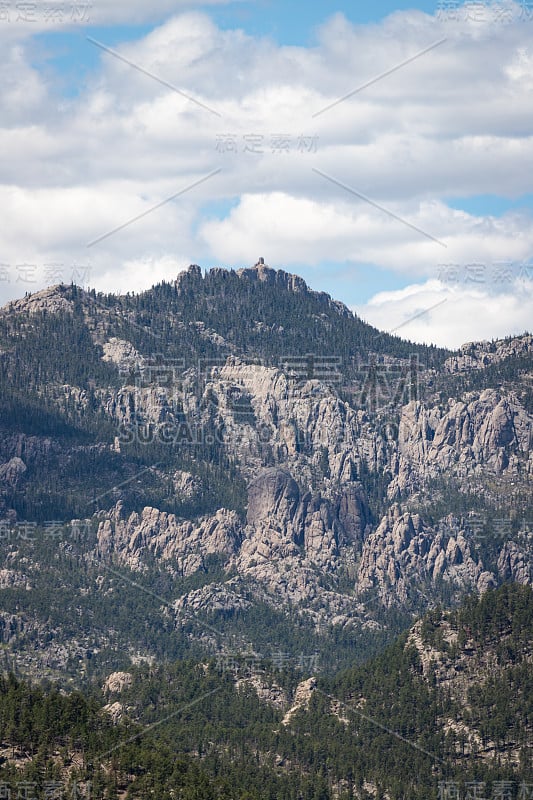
[0,265,531,670]
[87,344,530,625]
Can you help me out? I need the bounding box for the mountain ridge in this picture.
[0,262,530,682]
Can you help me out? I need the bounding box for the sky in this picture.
[1,0,532,348]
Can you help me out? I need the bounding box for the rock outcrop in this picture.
[96,503,242,576]
[282,677,317,725]
[357,509,497,605]
[102,338,144,373]
[0,457,27,486]
[444,334,533,372]
[104,671,133,694]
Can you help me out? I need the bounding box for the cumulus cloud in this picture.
[353,277,533,348]
[96,254,191,295]
[0,2,532,346]
[199,192,533,276]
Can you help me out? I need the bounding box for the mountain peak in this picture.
[236,261,309,293]
[1,283,75,316]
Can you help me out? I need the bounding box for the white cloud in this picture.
[96,254,191,294]
[353,278,533,348]
[0,3,533,344]
[199,192,533,276]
